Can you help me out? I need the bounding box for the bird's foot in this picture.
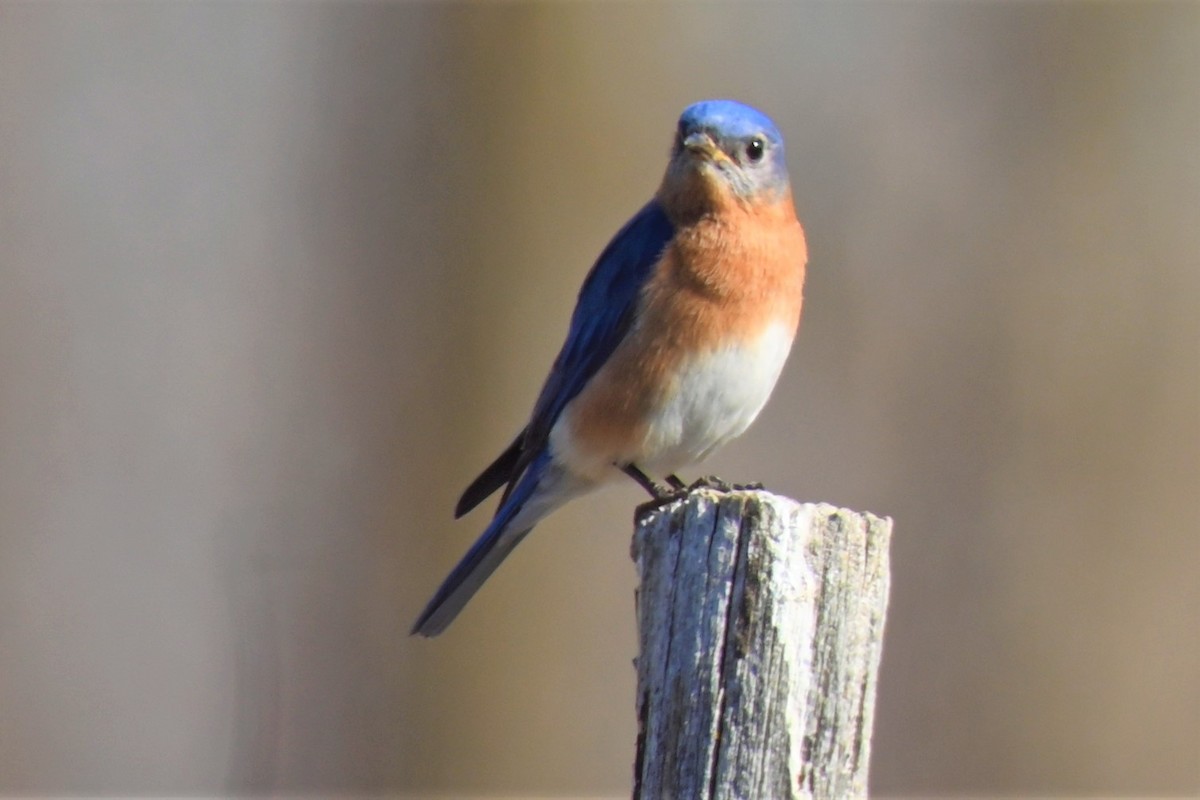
[623,465,692,515]
[688,475,765,493]
[627,467,767,516]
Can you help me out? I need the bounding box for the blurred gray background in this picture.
[1,2,1197,796]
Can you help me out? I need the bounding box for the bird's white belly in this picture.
[638,321,794,473]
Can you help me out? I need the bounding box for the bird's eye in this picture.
[745,137,765,163]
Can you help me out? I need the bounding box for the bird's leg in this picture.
[665,474,687,490]
[620,463,674,499]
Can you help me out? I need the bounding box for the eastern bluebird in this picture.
[412,99,807,637]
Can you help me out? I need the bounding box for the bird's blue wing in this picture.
[417,202,674,635]
[525,199,674,450]
[454,199,674,518]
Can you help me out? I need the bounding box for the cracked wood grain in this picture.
[631,490,892,800]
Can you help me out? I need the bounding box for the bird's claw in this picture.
[637,476,768,515]
[688,475,765,493]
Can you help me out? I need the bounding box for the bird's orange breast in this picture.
[552,196,807,478]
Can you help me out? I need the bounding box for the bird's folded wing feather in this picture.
[455,200,675,516]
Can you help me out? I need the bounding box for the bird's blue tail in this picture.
[412,451,563,637]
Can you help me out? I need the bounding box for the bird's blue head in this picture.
[661,99,791,213]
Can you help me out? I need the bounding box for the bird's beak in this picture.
[682,131,728,164]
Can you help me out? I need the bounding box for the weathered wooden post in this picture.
[631,489,892,799]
